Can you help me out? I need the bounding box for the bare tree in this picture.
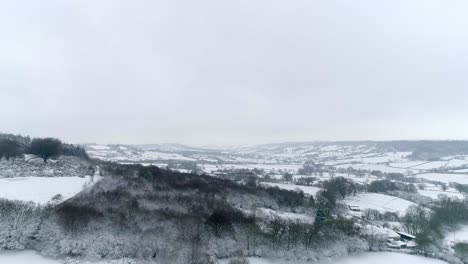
[235,218,259,253]
[178,219,208,264]
[268,217,286,253]
[0,199,39,249]
[285,220,301,250]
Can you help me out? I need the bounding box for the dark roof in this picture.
[396,231,416,239]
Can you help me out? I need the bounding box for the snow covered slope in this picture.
[261,182,321,195]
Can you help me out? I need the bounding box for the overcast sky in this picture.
[1,1,468,145]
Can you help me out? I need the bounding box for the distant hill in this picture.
[86,140,468,165]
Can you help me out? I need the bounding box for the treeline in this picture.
[296,161,421,182]
[0,133,88,162]
[367,179,417,193]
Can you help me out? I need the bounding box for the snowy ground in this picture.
[260,182,321,196]
[0,251,134,264]
[414,173,468,185]
[219,252,448,264]
[343,193,416,215]
[418,189,464,200]
[451,168,468,173]
[445,225,468,244]
[410,161,451,170]
[367,224,400,237]
[0,176,95,204]
[309,172,376,185]
[256,208,314,223]
[0,251,60,264]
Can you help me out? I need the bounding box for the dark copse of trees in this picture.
[363,209,399,222]
[0,139,22,160]
[368,180,399,193]
[264,187,306,207]
[384,172,418,183]
[206,210,231,237]
[322,177,359,199]
[314,177,360,229]
[0,133,89,162]
[56,203,103,234]
[282,173,293,183]
[454,242,468,263]
[0,133,31,148]
[62,144,89,160]
[453,183,468,194]
[367,179,416,193]
[297,161,327,175]
[29,138,63,163]
[205,208,250,238]
[295,176,316,186]
[220,168,259,182]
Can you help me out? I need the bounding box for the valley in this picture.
[2,137,468,264]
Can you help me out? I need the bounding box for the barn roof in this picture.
[396,231,416,239]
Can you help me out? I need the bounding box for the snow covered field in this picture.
[445,225,468,244]
[0,251,60,264]
[415,173,468,185]
[411,161,450,170]
[418,189,464,200]
[451,168,468,173]
[344,193,416,215]
[220,252,448,264]
[141,151,196,161]
[0,176,94,204]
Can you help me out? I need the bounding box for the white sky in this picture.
[1,1,468,145]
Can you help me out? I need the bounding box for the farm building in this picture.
[388,231,417,249]
[348,205,361,212]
